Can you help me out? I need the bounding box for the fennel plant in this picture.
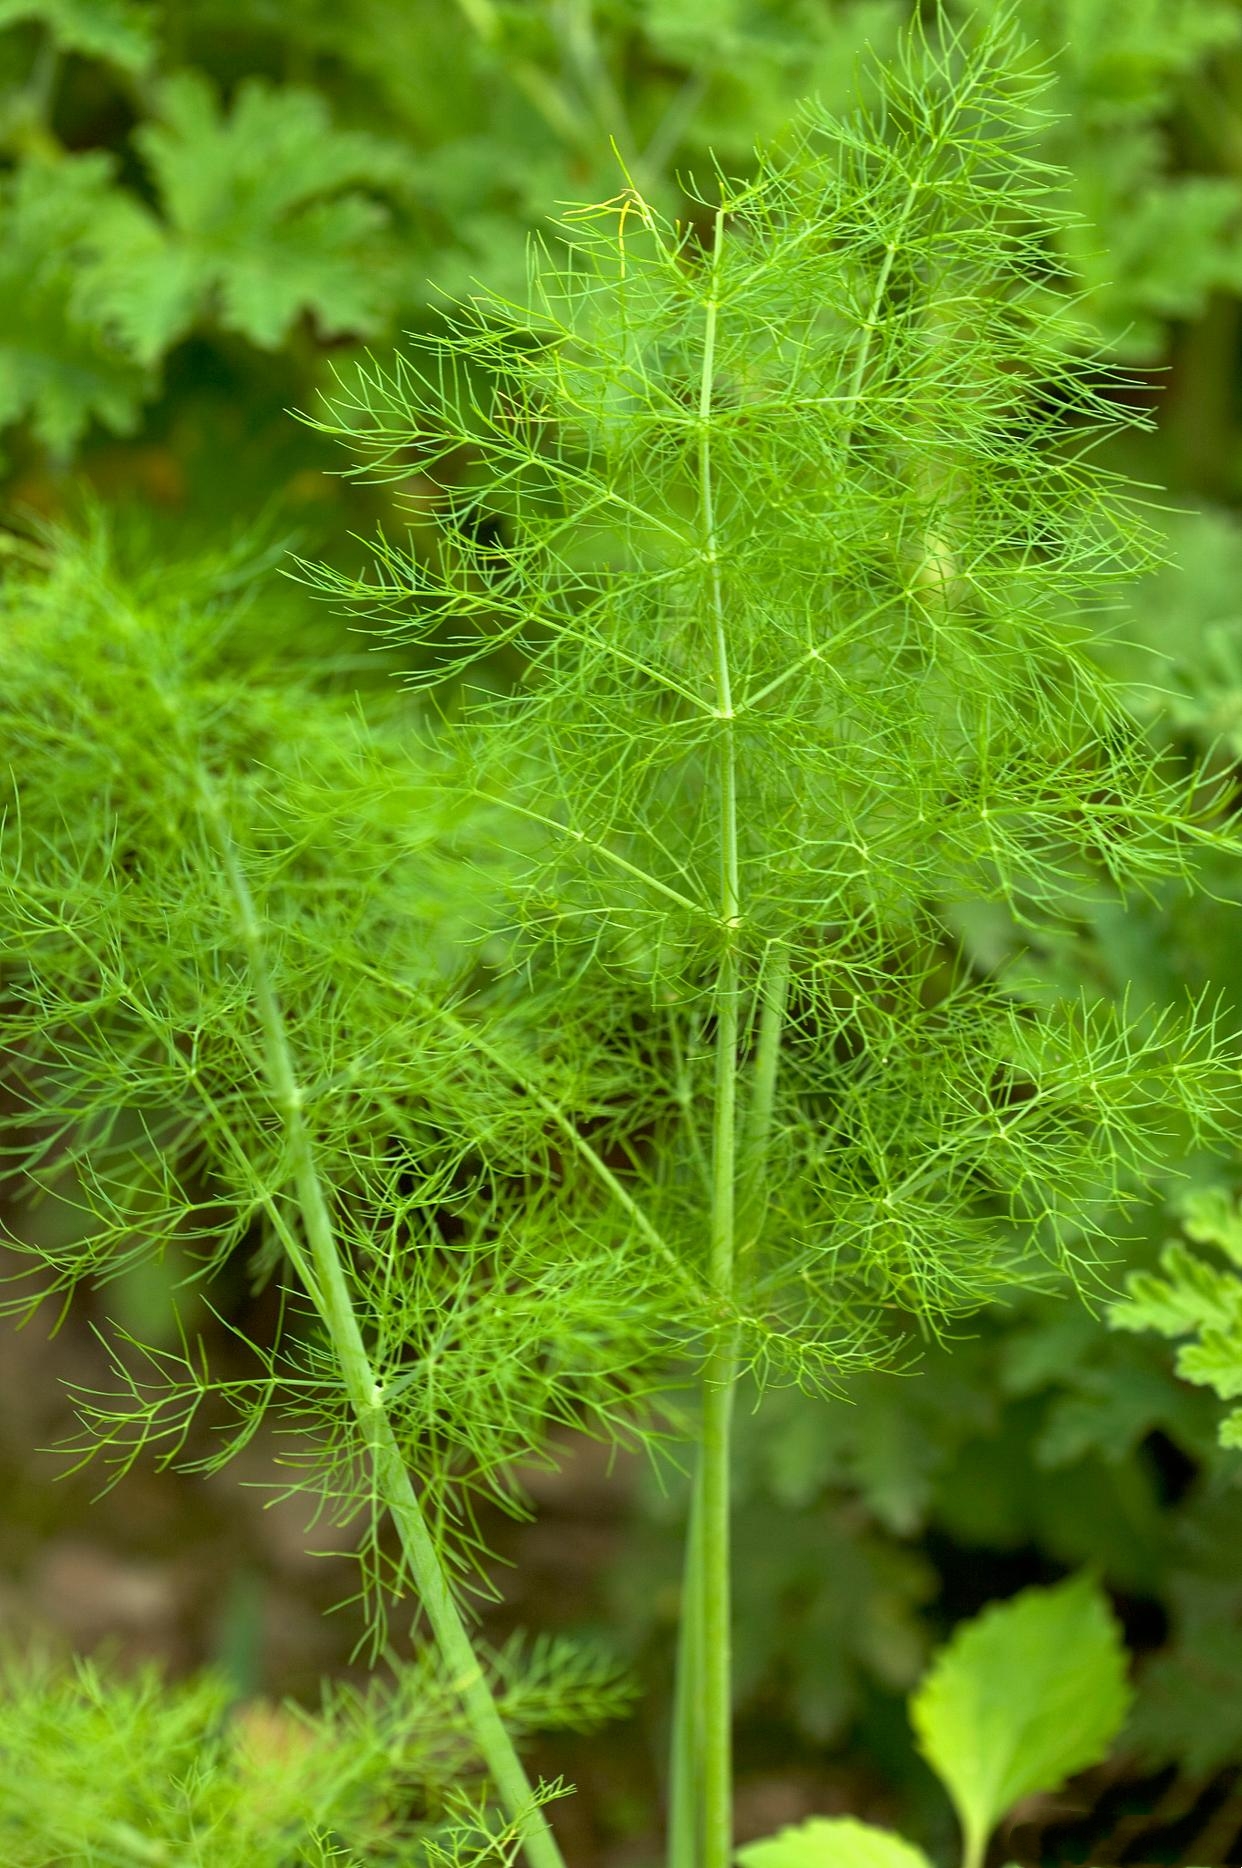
[302,10,1237,1860]
[0,10,1236,1868]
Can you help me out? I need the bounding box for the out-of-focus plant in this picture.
[1,0,1239,488]
[0,1638,629,1867]
[1112,1186,1242,1447]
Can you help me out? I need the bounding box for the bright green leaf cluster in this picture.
[1111,1185,1242,1447]
[0,519,684,1636]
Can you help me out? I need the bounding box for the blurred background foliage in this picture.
[6,2,1242,1864]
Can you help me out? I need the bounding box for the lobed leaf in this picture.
[0,156,148,454]
[910,1574,1131,1868]
[737,1816,931,1868]
[83,73,414,362]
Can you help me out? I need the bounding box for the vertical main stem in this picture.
[667,1472,705,1868]
[675,144,912,1866]
[675,209,792,1868]
[697,1323,738,1868]
[204,795,565,1868]
[700,203,742,1868]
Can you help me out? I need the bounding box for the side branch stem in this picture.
[740,946,791,1247]
[202,792,565,1868]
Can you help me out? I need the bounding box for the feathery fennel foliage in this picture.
[0,10,1238,1867]
[299,9,1237,1861]
[1111,1185,1242,1448]
[0,1637,626,1866]
[0,522,649,1867]
[0,1643,612,1868]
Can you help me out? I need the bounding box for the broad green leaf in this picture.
[1184,1187,1242,1267]
[910,1575,1131,1868]
[1034,1361,1208,1468]
[87,74,414,360]
[1129,1586,1242,1776]
[737,1817,932,1868]
[78,199,202,368]
[0,155,148,453]
[1114,1241,1240,1338]
[1112,1188,1242,1448]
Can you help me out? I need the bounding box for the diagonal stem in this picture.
[198,785,566,1868]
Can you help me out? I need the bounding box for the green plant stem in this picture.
[679,949,788,1868]
[666,1470,704,1868]
[673,202,796,1862]
[696,1330,738,1868]
[699,201,742,1868]
[199,786,566,1868]
[740,947,790,1246]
